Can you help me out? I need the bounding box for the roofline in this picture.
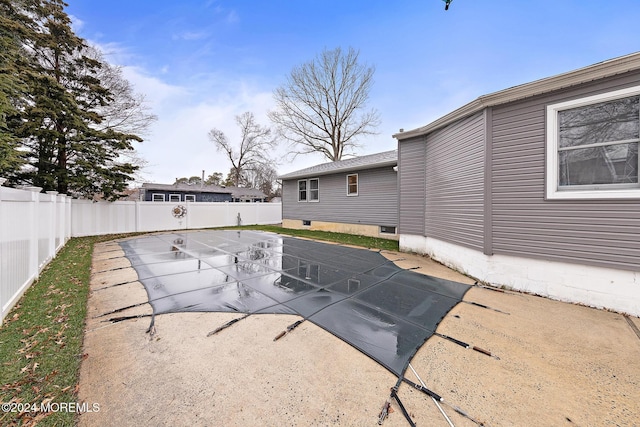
[141,183,232,194]
[393,51,640,140]
[278,158,397,180]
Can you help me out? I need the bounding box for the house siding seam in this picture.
[483,107,493,255]
[282,167,398,227]
[491,70,640,271]
[398,137,426,235]
[425,111,485,251]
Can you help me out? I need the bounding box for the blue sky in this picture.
[66,0,640,184]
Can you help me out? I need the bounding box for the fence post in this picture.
[57,194,66,250]
[255,202,260,224]
[46,191,58,260]
[0,181,4,324]
[185,200,191,230]
[65,196,71,242]
[25,187,42,282]
[135,200,140,232]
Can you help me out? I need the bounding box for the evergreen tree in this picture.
[0,0,28,174]
[3,0,148,200]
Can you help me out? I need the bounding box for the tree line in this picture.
[0,0,155,200]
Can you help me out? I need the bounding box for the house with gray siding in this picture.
[140,183,267,203]
[279,150,399,239]
[394,52,640,316]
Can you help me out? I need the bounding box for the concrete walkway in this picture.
[78,236,640,426]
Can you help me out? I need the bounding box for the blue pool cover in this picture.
[118,230,470,377]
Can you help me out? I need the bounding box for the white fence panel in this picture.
[1,186,71,325]
[70,201,283,236]
[136,202,187,232]
[188,203,232,228]
[71,200,138,236]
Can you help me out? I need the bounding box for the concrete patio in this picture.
[78,232,640,426]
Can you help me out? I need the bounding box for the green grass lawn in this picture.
[0,234,139,426]
[225,224,400,252]
[0,225,397,426]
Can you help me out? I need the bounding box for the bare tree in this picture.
[73,45,158,137]
[269,47,380,162]
[243,163,279,197]
[83,45,156,186]
[208,112,276,187]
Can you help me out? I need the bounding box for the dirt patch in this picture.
[78,239,640,426]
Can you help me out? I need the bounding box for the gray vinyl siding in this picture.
[282,166,398,227]
[425,112,485,250]
[398,137,426,235]
[143,190,231,202]
[491,70,640,270]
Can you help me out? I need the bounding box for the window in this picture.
[169,194,181,202]
[302,220,311,226]
[298,178,319,202]
[546,86,640,199]
[347,174,358,196]
[152,193,165,202]
[298,180,307,201]
[185,194,196,202]
[309,178,319,201]
[380,226,396,234]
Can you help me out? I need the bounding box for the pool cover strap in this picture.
[390,386,415,427]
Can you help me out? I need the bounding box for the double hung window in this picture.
[298,178,319,202]
[347,174,358,196]
[298,180,307,201]
[546,86,640,199]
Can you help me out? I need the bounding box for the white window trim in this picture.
[297,179,307,202]
[169,193,181,202]
[308,178,319,202]
[184,194,196,202]
[152,193,165,202]
[346,173,359,196]
[546,85,640,200]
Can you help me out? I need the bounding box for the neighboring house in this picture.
[229,187,269,203]
[394,52,640,316]
[279,150,398,239]
[140,183,267,203]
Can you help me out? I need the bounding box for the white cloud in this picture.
[117,66,281,184]
[69,14,84,32]
[86,39,386,184]
[226,10,239,24]
[90,40,136,66]
[121,66,188,105]
[172,31,210,41]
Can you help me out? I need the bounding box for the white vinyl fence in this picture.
[1,184,282,324]
[1,186,71,325]
[70,200,282,236]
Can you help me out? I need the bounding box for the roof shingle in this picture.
[278,150,397,180]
